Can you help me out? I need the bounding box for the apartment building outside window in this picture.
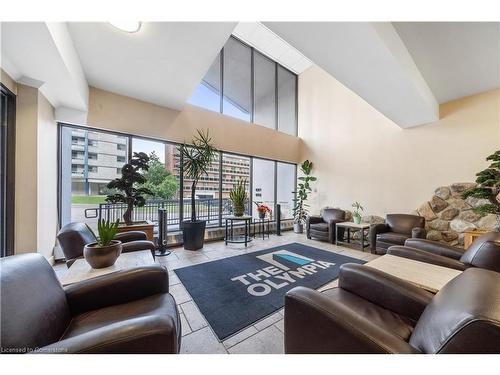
[59,124,296,232]
[188,36,298,136]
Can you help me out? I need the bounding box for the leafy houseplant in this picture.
[254,202,272,219]
[230,179,248,216]
[84,219,122,269]
[106,152,153,225]
[462,150,500,229]
[352,201,364,224]
[292,160,317,233]
[178,129,218,250]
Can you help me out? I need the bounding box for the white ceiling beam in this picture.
[1,22,88,112]
[264,22,439,128]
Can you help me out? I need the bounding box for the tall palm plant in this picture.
[178,129,218,222]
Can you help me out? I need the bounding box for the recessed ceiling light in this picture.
[109,21,142,33]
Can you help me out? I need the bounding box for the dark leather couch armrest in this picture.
[411,227,426,239]
[404,238,464,260]
[284,286,419,354]
[122,240,156,253]
[339,263,433,322]
[306,215,323,237]
[307,216,323,225]
[114,231,147,242]
[64,264,169,315]
[387,246,468,271]
[37,315,179,354]
[370,223,389,253]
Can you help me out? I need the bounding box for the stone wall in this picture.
[415,182,498,247]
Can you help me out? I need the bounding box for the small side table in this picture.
[253,218,271,240]
[463,229,489,249]
[224,215,253,247]
[335,222,370,251]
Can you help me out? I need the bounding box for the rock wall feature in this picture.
[416,183,499,247]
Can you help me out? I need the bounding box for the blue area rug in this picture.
[174,242,365,340]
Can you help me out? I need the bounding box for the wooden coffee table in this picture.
[61,250,155,286]
[365,254,462,293]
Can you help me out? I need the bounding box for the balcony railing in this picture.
[84,198,252,232]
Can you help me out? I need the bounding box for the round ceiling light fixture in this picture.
[109,21,142,33]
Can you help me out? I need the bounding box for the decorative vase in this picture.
[233,203,245,217]
[259,212,266,219]
[84,240,122,269]
[353,215,361,224]
[293,222,304,234]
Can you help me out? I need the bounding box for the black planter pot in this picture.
[182,220,206,250]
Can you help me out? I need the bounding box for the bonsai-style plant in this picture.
[229,179,248,216]
[84,219,122,269]
[462,150,500,217]
[292,160,316,233]
[178,129,218,250]
[352,201,364,224]
[254,202,272,219]
[106,152,153,225]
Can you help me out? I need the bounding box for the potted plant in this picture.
[462,149,500,230]
[254,202,272,219]
[84,219,122,269]
[179,129,218,250]
[229,179,248,216]
[106,152,153,225]
[292,160,317,233]
[352,201,364,224]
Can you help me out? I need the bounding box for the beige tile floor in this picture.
[54,231,378,354]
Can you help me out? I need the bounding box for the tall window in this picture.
[132,138,182,230]
[59,124,296,234]
[188,54,221,112]
[254,52,276,129]
[183,149,221,227]
[223,38,252,121]
[222,153,250,217]
[277,162,296,219]
[60,127,129,230]
[278,66,297,135]
[252,159,275,219]
[188,36,298,135]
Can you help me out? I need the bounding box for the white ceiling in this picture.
[264,22,439,128]
[67,22,236,110]
[232,22,312,74]
[1,22,88,112]
[393,22,500,103]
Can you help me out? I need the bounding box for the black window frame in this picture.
[1,84,16,257]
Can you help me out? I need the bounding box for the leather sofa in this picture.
[387,232,500,272]
[284,263,500,353]
[57,222,156,267]
[0,253,181,354]
[306,208,346,244]
[370,214,426,254]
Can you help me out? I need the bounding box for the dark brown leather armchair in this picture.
[0,253,181,354]
[370,214,426,254]
[306,208,346,244]
[284,263,500,353]
[387,232,500,272]
[57,222,156,267]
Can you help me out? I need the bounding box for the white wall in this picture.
[37,92,58,260]
[298,65,500,217]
